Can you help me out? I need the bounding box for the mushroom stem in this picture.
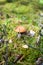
[17,33,21,38]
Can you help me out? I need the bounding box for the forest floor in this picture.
[0,0,43,65]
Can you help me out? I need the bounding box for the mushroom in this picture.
[15,25,26,38]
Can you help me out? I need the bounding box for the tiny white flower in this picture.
[9,39,12,43]
[22,44,28,49]
[30,30,35,37]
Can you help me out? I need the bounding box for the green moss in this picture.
[0,0,43,65]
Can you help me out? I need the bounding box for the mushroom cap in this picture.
[15,26,26,33]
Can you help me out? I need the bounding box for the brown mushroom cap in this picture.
[15,26,26,33]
